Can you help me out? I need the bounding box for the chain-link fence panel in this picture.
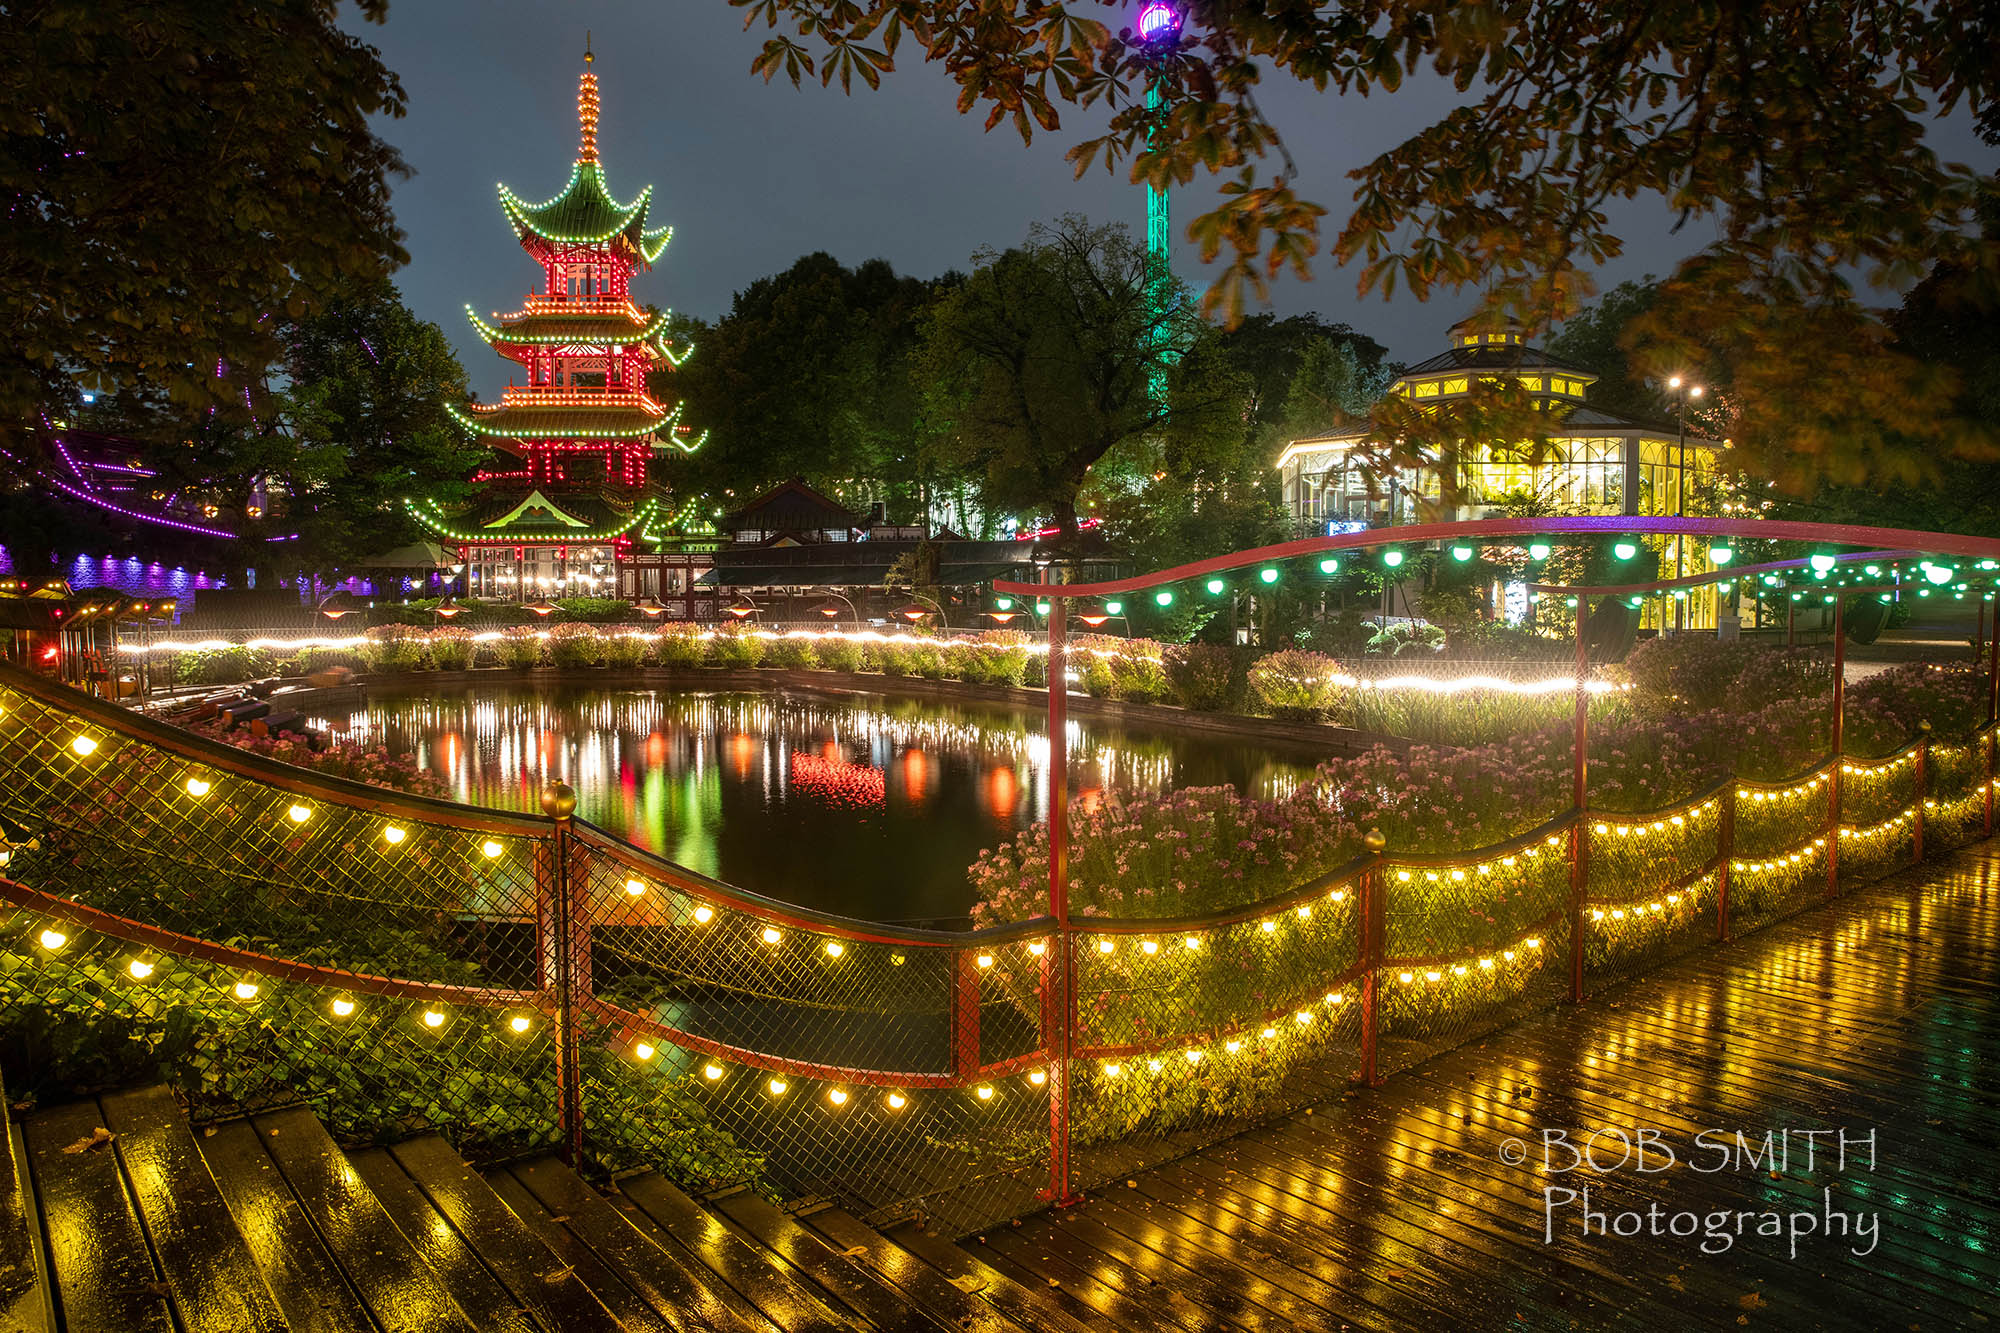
[569,827,1051,1236]
[1922,732,1991,854]
[1065,856,1369,1197]
[1375,821,1571,1077]
[1582,787,1726,988]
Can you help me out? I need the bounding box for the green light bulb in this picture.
[1527,542,1552,561]
[1612,540,1638,561]
[1104,600,1123,615]
[1382,549,1404,569]
[1206,578,1226,595]
[1258,567,1279,584]
[1319,557,1340,574]
[1925,564,1955,586]
[1708,544,1733,565]
[1451,544,1474,562]
[995,596,1013,610]
[1154,589,1175,607]
[1036,601,1051,615]
[1809,553,1836,573]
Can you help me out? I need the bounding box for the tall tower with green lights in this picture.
[408,50,712,606]
[1136,2,1183,406]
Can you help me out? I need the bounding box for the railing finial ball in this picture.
[541,782,578,818]
[1919,719,1933,734]
[1363,829,1387,855]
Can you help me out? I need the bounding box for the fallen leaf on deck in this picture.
[61,1127,114,1153]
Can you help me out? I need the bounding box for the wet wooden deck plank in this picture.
[709,1187,958,1333]
[480,1165,679,1333]
[0,1089,52,1333]
[97,1087,288,1333]
[347,1147,544,1333]
[985,851,2000,1331]
[882,1220,1107,1333]
[21,1100,173,1333]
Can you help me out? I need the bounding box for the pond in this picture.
[320,684,1323,923]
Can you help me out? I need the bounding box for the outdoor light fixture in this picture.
[894,603,930,623]
[1076,605,1113,627]
[1258,567,1279,584]
[984,610,1020,623]
[1527,542,1552,561]
[1612,540,1639,561]
[994,596,1014,610]
[1206,578,1227,595]
[524,599,558,616]
[1809,553,1837,574]
[811,601,843,619]
[1136,0,1183,43]
[1319,557,1340,574]
[1451,544,1475,562]
[320,604,355,620]
[1925,564,1956,586]
[1104,600,1123,615]
[1708,543,1734,564]
[635,597,665,616]
[434,598,462,618]
[1035,600,1052,616]
[1154,589,1175,607]
[1381,549,1404,568]
[722,601,757,619]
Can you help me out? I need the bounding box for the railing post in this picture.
[1984,729,1994,840]
[952,948,982,1083]
[541,782,585,1167]
[1827,596,1844,899]
[1041,563,1077,1207]
[1569,600,1589,1004]
[1913,722,1930,864]
[1718,783,1736,942]
[1357,831,1386,1087]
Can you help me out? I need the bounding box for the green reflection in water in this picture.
[329,685,1319,923]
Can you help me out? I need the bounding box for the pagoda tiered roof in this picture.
[498,164,674,262]
[445,390,686,443]
[464,301,687,366]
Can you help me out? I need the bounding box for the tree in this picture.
[733,0,1999,485]
[665,254,945,520]
[914,215,1243,552]
[274,279,484,569]
[0,2,411,438]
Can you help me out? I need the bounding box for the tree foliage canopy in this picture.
[0,1,410,434]
[733,0,2000,486]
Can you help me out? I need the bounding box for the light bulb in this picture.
[825,941,845,958]
[703,1063,723,1080]
[624,878,646,896]
[510,1015,532,1033]
[36,928,66,951]
[383,826,407,845]
[976,1085,994,1101]
[127,959,153,980]
[287,804,311,823]
[185,777,211,797]
[1029,1069,1047,1085]
[422,1010,445,1028]
[886,1091,907,1108]
[768,1077,787,1096]
[69,735,98,756]
[233,981,259,1000]
[635,1042,656,1060]
[481,840,504,858]
[331,997,355,1017]
[761,927,782,945]
[693,906,713,924]
[827,1088,848,1106]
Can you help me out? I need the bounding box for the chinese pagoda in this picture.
[409,51,713,610]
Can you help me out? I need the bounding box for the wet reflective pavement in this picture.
[961,846,2000,1330]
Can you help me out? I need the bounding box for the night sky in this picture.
[356,1,1994,400]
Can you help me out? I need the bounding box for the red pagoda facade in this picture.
[409,54,713,611]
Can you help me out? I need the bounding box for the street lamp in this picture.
[811,590,861,628]
[1667,374,1705,631]
[899,591,950,630]
[722,596,761,622]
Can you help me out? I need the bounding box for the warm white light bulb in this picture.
[331,997,355,1017]
[383,826,407,845]
[509,1014,531,1033]
[761,927,782,945]
[693,906,713,924]
[233,981,259,1000]
[69,735,98,756]
[422,1010,445,1028]
[635,1041,656,1060]
[703,1063,723,1080]
[126,959,153,980]
[185,777,211,797]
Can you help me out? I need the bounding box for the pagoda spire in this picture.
[577,40,600,165]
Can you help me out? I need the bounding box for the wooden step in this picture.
[347,1146,548,1333]
[243,1106,482,1333]
[383,1135,627,1333]
[798,1206,1039,1333]
[494,1155,775,1333]
[882,1222,1106,1333]
[96,1087,288,1333]
[195,1118,376,1333]
[21,1099,174,1333]
[707,1187,958,1333]
[612,1170,857,1333]
[0,1083,52,1333]
[481,1162,684,1333]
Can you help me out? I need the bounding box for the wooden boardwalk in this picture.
[949,845,2000,1331]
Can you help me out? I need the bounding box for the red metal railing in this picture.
[0,661,1991,1228]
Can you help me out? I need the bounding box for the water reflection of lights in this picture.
[790,750,887,809]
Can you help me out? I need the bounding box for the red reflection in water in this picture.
[901,749,930,807]
[985,765,1018,820]
[727,732,757,780]
[646,731,668,768]
[790,752,886,809]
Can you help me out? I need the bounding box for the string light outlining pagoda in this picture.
[409,44,712,607]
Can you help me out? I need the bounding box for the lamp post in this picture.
[1135,1,1183,410]
[811,590,862,630]
[1667,375,1704,632]
[899,591,951,631]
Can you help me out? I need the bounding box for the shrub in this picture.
[603,631,648,669]
[1247,649,1347,720]
[1365,622,1445,657]
[1023,650,1048,688]
[172,646,274,687]
[1080,657,1116,697]
[973,630,1032,687]
[939,640,981,680]
[427,628,475,671]
[815,636,863,673]
[870,640,913,676]
[908,639,947,679]
[1112,652,1168,704]
[500,628,545,669]
[1166,643,1234,711]
[711,628,765,669]
[655,623,707,668]
[548,622,606,669]
[358,627,424,674]
[765,636,819,670]
[551,597,635,624]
